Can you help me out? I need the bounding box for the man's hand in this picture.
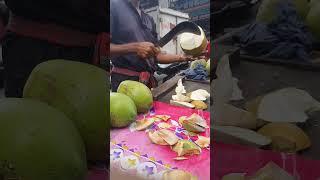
[134,42,160,59]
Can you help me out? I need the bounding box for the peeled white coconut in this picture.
[212,55,233,104]
[213,125,272,148]
[180,26,207,57]
[257,88,320,123]
[172,79,190,102]
[175,79,186,94]
[190,89,210,101]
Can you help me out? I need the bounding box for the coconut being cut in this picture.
[180,26,207,57]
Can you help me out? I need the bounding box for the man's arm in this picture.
[156,53,195,64]
[110,43,137,56]
[110,42,160,59]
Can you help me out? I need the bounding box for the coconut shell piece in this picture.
[179,116,187,125]
[257,123,311,152]
[148,131,168,145]
[191,100,208,110]
[188,114,209,128]
[182,114,208,133]
[155,115,171,121]
[135,118,155,131]
[162,170,198,180]
[157,129,179,145]
[182,120,206,133]
[173,140,201,157]
[158,122,172,129]
[195,136,210,148]
[247,162,296,180]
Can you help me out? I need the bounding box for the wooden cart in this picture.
[152,75,210,112]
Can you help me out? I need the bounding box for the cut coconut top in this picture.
[257,87,320,123]
[190,89,210,101]
[180,26,205,50]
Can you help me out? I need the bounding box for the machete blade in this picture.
[157,21,201,47]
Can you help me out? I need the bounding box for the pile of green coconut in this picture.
[110,81,154,128]
[256,0,320,41]
[0,60,109,180]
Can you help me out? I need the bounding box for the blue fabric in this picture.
[183,64,208,81]
[110,0,158,72]
[234,0,313,62]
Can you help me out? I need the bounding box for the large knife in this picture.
[144,21,201,85]
[156,21,201,47]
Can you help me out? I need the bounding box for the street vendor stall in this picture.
[110,74,211,180]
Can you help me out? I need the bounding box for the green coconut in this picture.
[190,59,207,69]
[110,92,137,128]
[0,98,87,180]
[256,0,309,23]
[117,80,153,113]
[306,3,320,41]
[23,60,108,161]
[180,26,208,57]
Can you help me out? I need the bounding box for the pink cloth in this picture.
[213,142,320,180]
[111,101,210,180]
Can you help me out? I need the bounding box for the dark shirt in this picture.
[4,0,107,33]
[110,0,158,72]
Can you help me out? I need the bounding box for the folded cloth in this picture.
[183,63,208,81]
[233,0,313,62]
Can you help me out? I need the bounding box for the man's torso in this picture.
[110,0,158,72]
